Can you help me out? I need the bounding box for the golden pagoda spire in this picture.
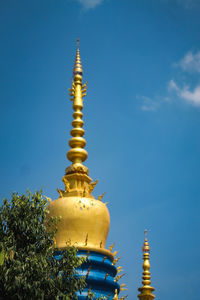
[138,230,155,300]
[60,39,94,198]
[67,38,88,168]
[49,40,111,254]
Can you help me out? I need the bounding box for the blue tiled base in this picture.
[76,250,120,299]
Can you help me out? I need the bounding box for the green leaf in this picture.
[0,249,5,265]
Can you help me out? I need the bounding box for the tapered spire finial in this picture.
[67,39,88,168]
[143,229,150,253]
[138,230,155,300]
[73,37,83,76]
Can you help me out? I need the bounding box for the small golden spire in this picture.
[67,38,88,167]
[138,230,155,300]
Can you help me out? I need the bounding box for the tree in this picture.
[0,191,86,300]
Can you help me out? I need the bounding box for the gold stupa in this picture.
[138,230,155,300]
[49,39,112,257]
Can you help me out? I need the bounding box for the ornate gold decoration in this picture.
[109,243,115,252]
[65,163,89,175]
[56,188,64,198]
[113,289,118,300]
[48,40,111,254]
[44,195,52,203]
[117,266,123,273]
[98,192,105,201]
[86,266,92,276]
[88,180,98,194]
[62,176,71,192]
[120,296,128,300]
[120,283,127,291]
[115,273,125,282]
[138,230,155,300]
[112,257,121,266]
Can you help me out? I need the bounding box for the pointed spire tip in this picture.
[73,38,83,76]
[143,229,150,253]
[144,229,147,241]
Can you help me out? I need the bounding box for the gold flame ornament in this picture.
[138,230,155,300]
[120,283,127,291]
[120,296,128,300]
[113,289,118,300]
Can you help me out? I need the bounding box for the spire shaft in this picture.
[67,39,88,166]
[138,230,155,300]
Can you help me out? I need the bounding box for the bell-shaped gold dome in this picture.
[49,170,111,256]
[49,195,110,250]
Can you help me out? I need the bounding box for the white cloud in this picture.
[168,80,200,107]
[180,86,200,106]
[140,50,200,111]
[168,79,179,91]
[76,0,104,9]
[139,96,160,111]
[177,51,200,73]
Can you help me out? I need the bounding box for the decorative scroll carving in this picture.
[88,179,98,194]
[65,163,89,175]
[44,195,52,203]
[98,192,105,201]
[62,176,71,192]
[57,188,64,198]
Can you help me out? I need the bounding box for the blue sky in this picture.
[1,0,200,299]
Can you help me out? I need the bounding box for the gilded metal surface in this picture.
[49,196,110,250]
[67,38,88,166]
[138,230,155,300]
[113,289,118,300]
[77,246,114,260]
[48,39,112,256]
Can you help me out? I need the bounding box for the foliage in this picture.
[0,191,86,300]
